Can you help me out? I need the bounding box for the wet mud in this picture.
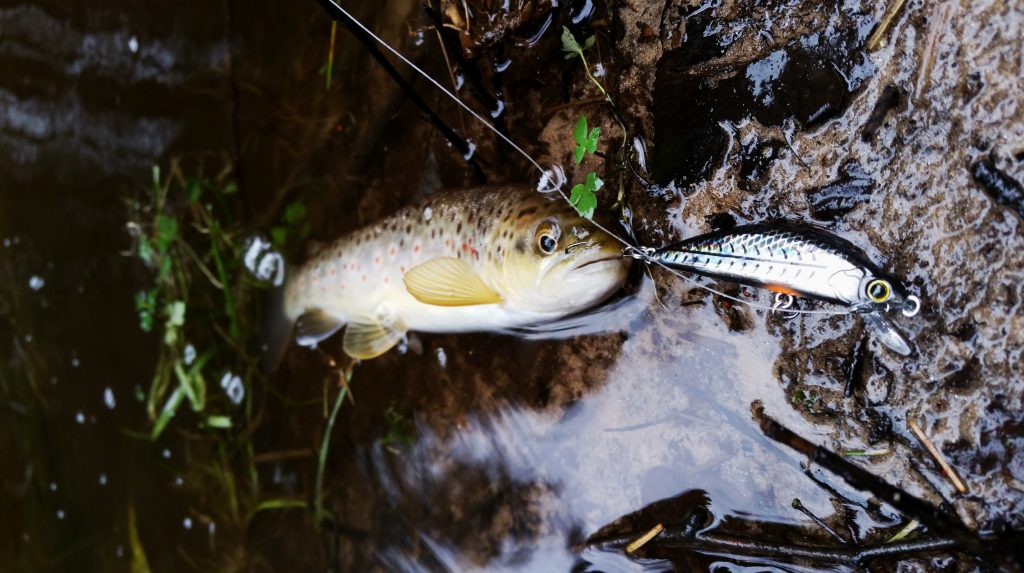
[2,0,1023,572]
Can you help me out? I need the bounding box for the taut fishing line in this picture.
[316,0,859,318]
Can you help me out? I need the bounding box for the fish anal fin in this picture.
[343,320,405,360]
[403,257,502,307]
[295,309,345,348]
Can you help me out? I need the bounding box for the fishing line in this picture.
[316,0,545,175]
[316,0,860,319]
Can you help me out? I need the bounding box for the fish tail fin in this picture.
[260,278,294,372]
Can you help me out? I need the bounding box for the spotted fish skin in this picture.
[280,185,630,358]
[656,223,902,306]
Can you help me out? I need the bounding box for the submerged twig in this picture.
[752,404,1022,571]
[792,498,848,544]
[866,0,907,50]
[625,523,664,554]
[908,418,968,494]
[644,532,958,565]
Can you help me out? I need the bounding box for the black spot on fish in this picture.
[517,206,538,219]
[457,222,463,233]
[406,224,412,233]
[514,237,527,253]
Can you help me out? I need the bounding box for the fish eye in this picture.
[866,279,892,303]
[534,221,560,256]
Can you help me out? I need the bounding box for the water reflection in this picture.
[342,282,860,571]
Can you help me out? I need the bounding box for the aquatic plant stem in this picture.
[326,21,337,90]
[314,367,351,527]
[206,217,239,339]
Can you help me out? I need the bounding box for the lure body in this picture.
[656,223,919,316]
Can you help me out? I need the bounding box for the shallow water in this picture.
[2,0,1023,571]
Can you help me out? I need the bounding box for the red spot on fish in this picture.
[374,255,381,265]
[330,268,336,276]
[462,242,469,251]
[414,244,421,254]
[389,247,396,257]
[400,265,406,273]
[445,239,451,247]
[384,277,389,284]
[362,274,367,282]
[471,248,479,260]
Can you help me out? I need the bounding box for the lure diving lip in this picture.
[653,222,921,354]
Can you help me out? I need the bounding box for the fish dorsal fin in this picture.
[343,319,405,359]
[295,309,345,348]
[403,257,502,306]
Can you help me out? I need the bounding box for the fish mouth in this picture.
[573,254,625,271]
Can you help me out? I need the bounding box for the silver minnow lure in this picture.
[655,223,921,353]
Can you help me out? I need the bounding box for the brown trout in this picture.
[279,185,630,360]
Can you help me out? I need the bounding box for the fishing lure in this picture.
[654,223,921,354]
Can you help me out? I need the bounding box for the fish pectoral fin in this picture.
[403,257,502,306]
[343,319,405,360]
[295,309,345,348]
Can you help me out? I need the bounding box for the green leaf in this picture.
[151,385,184,440]
[205,415,232,429]
[221,182,238,195]
[165,301,186,327]
[284,201,307,225]
[270,226,289,248]
[586,171,605,192]
[573,115,588,146]
[135,290,156,332]
[572,116,601,164]
[155,215,178,253]
[569,182,597,220]
[137,235,154,266]
[186,178,203,203]
[586,126,601,153]
[561,26,581,58]
[584,35,596,50]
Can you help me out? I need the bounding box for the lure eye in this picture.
[866,279,892,303]
[534,221,560,256]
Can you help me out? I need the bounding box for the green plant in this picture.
[561,27,608,102]
[568,115,604,219]
[271,200,311,250]
[128,163,255,440]
[380,405,415,452]
[572,115,600,164]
